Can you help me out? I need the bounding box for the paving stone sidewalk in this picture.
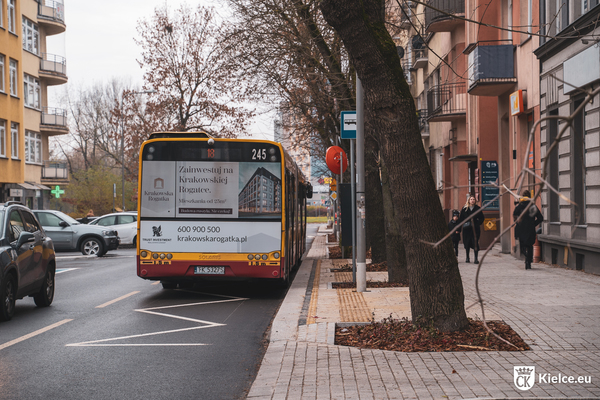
[247,226,600,399]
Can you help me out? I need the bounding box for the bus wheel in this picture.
[161,281,178,289]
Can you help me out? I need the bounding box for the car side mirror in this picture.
[307,184,313,199]
[14,231,35,249]
[59,221,69,228]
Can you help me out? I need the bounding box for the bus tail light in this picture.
[141,251,148,258]
[272,271,278,277]
[273,252,280,259]
[247,254,254,260]
[262,254,268,260]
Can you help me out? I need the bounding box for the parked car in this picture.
[1,202,56,321]
[33,210,120,256]
[89,212,137,246]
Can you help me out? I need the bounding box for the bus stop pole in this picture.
[350,140,356,283]
[356,75,366,293]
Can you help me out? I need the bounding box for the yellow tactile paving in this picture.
[334,271,353,282]
[306,260,321,325]
[337,288,372,322]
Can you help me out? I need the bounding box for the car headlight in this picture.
[102,230,117,236]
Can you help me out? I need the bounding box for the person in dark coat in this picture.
[513,190,544,269]
[459,195,485,263]
[448,209,462,257]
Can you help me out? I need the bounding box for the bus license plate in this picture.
[194,266,225,275]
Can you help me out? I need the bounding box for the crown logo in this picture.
[516,367,534,375]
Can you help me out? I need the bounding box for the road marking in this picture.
[56,268,78,274]
[68,294,248,347]
[96,291,140,308]
[0,319,73,351]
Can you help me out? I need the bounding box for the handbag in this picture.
[463,220,472,228]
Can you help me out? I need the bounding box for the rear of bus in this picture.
[136,133,286,285]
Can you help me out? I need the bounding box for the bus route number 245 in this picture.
[177,225,221,233]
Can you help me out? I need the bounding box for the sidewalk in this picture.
[247,225,600,399]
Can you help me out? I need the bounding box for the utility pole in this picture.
[356,76,366,292]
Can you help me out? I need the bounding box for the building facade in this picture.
[399,0,544,253]
[1,0,68,209]
[534,2,600,274]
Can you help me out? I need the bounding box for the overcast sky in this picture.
[48,0,274,139]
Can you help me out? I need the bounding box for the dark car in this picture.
[33,210,120,257]
[1,202,56,321]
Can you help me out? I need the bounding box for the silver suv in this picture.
[1,202,56,321]
[33,210,120,256]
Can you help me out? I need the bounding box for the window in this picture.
[548,109,560,222]
[9,59,17,96]
[556,0,569,31]
[572,98,586,228]
[8,0,15,33]
[22,17,39,55]
[25,131,42,164]
[0,54,4,92]
[0,120,5,157]
[11,122,18,158]
[0,0,3,29]
[24,74,40,109]
[9,210,24,242]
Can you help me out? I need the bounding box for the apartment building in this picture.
[399,0,600,273]
[0,0,68,209]
[534,1,600,274]
[400,0,541,251]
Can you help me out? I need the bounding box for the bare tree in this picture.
[135,5,254,137]
[320,0,469,331]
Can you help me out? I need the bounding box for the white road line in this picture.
[0,319,73,351]
[56,268,78,274]
[68,296,246,347]
[96,291,140,308]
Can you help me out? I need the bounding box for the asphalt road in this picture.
[0,224,318,400]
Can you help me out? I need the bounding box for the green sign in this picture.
[51,185,65,198]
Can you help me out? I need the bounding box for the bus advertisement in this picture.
[136,132,311,288]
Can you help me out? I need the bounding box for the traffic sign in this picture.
[329,178,337,191]
[330,191,337,200]
[341,111,357,139]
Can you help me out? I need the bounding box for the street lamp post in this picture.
[121,90,155,212]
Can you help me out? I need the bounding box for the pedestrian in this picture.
[448,210,461,257]
[79,209,95,224]
[513,190,544,269]
[459,195,485,264]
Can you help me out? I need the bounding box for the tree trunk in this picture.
[320,0,469,331]
[365,132,386,263]
[380,156,409,283]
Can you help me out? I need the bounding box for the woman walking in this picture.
[459,195,485,263]
[513,190,544,269]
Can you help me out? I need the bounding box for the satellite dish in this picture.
[396,46,405,59]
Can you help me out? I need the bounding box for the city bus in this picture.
[136,132,312,288]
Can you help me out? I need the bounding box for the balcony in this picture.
[412,48,428,69]
[425,0,464,32]
[40,107,68,136]
[399,3,413,29]
[37,0,66,35]
[427,82,467,122]
[468,44,517,96]
[418,109,430,138]
[41,160,69,185]
[39,53,68,85]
